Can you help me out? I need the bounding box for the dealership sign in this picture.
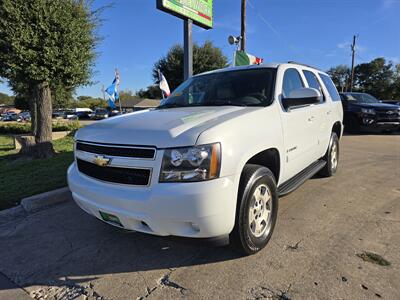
[157,0,213,29]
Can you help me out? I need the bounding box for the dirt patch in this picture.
[249,285,291,300]
[356,251,391,266]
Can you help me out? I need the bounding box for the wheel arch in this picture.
[332,121,342,139]
[244,148,281,185]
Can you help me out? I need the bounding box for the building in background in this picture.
[0,104,21,114]
[118,98,160,112]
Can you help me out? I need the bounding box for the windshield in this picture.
[158,68,276,109]
[95,109,108,114]
[345,93,379,103]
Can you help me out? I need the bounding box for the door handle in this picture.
[327,110,332,115]
[308,116,315,122]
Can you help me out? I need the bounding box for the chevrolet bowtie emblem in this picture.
[93,154,112,167]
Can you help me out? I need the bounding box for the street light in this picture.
[228,35,242,50]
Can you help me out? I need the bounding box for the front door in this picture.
[279,68,316,182]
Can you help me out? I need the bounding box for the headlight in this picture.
[160,143,221,182]
[361,108,375,114]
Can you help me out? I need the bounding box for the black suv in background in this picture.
[340,92,400,133]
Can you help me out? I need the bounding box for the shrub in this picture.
[0,121,81,135]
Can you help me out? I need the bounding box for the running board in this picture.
[278,160,326,197]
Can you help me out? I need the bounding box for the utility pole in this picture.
[241,0,246,51]
[350,35,356,92]
[184,19,193,80]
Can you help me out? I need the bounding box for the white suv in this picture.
[68,62,343,255]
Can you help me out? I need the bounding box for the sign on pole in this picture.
[157,0,213,29]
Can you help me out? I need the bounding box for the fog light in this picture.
[190,222,200,232]
[363,118,374,125]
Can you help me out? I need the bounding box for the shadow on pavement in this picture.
[0,201,242,290]
[343,130,400,136]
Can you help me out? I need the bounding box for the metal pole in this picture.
[241,0,246,51]
[350,35,356,92]
[184,18,193,80]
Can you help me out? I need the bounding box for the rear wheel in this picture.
[230,164,278,255]
[319,132,339,177]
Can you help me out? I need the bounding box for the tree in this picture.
[0,92,14,105]
[14,95,30,110]
[52,86,74,109]
[354,58,395,99]
[152,41,228,92]
[0,0,100,158]
[137,85,162,99]
[73,96,107,110]
[327,65,351,92]
[119,90,142,105]
[393,64,400,99]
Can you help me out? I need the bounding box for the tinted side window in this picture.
[319,73,341,101]
[303,70,324,102]
[282,68,304,98]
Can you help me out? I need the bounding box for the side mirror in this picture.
[282,88,321,110]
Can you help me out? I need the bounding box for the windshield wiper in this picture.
[156,103,187,109]
[206,102,248,107]
[156,102,249,109]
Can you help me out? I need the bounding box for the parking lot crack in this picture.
[136,268,189,299]
[285,240,302,251]
[158,271,187,294]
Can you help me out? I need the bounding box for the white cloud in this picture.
[387,57,400,63]
[337,41,367,52]
[213,20,256,35]
[383,0,398,9]
[337,42,349,49]
[325,52,337,58]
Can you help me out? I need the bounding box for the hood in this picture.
[350,102,400,111]
[75,106,257,148]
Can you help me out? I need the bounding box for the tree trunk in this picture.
[29,87,37,136]
[19,82,55,158]
[35,82,53,143]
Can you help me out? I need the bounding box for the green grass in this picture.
[0,135,14,153]
[0,135,74,210]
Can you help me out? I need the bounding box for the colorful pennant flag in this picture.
[158,69,170,98]
[234,51,264,67]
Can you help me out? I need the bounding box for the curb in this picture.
[0,205,26,225]
[21,187,71,212]
[0,187,71,225]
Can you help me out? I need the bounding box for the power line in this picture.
[247,0,300,56]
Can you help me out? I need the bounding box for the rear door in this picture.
[319,73,344,134]
[302,69,330,158]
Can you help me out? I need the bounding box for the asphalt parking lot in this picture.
[0,133,399,300]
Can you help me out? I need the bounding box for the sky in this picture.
[1,0,399,98]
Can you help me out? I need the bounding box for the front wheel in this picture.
[319,132,339,177]
[230,164,278,256]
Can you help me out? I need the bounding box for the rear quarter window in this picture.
[319,73,341,101]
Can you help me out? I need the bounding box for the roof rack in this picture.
[287,61,321,70]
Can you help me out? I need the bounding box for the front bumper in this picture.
[359,113,400,130]
[67,163,237,238]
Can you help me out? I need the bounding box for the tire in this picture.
[230,164,278,256]
[319,132,339,177]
